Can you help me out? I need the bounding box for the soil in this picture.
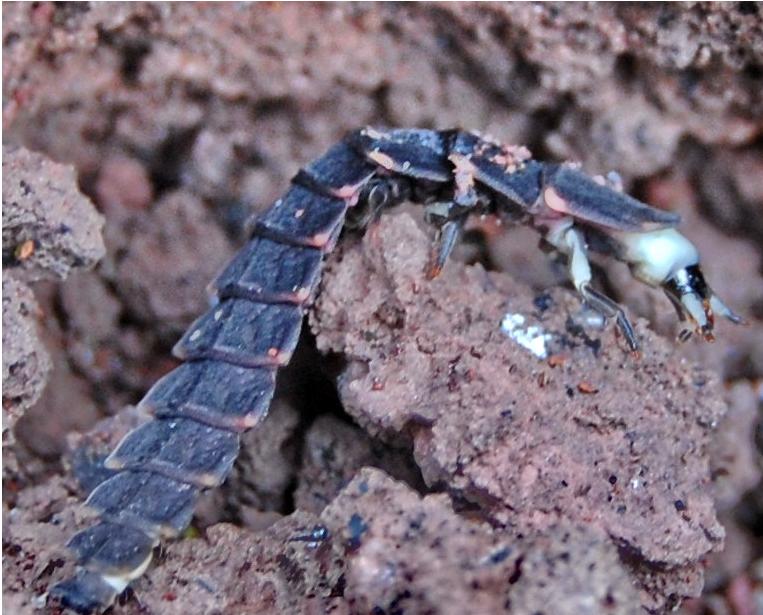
[2,3,761,614]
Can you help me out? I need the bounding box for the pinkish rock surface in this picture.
[2,146,105,283]
[2,145,105,433]
[106,189,234,336]
[311,213,728,610]
[2,274,50,426]
[322,468,641,615]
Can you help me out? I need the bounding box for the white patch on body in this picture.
[100,548,154,593]
[612,228,699,286]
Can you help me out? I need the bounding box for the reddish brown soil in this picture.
[3,3,761,614]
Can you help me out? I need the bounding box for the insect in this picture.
[48,127,742,612]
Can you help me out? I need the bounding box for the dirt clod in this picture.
[2,145,105,283]
[2,145,105,433]
[2,274,50,426]
[311,213,727,610]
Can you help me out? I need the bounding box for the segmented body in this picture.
[49,128,737,612]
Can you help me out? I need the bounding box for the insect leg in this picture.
[579,285,639,351]
[710,294,745,325]
[353,127,473,274]
[427,218,464,279]
[547,219,639,351]
[346,175,412,229]
[421,200,469,279]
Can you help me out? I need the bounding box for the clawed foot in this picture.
[426,218,464,279]
[580,284,639,351]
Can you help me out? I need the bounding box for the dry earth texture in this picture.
[2,3,762,614]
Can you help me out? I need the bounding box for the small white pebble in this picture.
[500,312,552,359]
[189,330,202,341]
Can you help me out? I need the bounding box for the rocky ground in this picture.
[2,3,762,614]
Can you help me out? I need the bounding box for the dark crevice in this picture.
[737,2,759,16]
[614,53,638,83]
[525,97,572,159]
[143,126,201,197]
[503,53,543,108]
[216,197,256,244]
[274,327,345,516]
[119,39,151,85]
[95,25,152,85]
[249,96,298,119]
[743,62,763,80]
[273,325,429,515]
[373,82,396,128]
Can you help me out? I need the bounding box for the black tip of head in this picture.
[664,264,710,300]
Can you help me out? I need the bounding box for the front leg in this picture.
[545,219,639,351]
[345,176,412,229]
[423,201,469,279]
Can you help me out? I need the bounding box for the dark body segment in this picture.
[210,236,323,305]
[450,131,543,208]
[66,522,155,576]
[86,471,198,538]
[542,164,681,231]
[253,185,348,248]
[467,156,543,210]
[104,418,240,488]
[140,360,276,432]
[353,128,453,182]
[48,571,120,614]
[47,127,402,612]
[173,299,303,368]
[293,139,378,197]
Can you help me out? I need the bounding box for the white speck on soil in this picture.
[500,312,552,359]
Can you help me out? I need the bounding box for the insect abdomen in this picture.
[49,137,379,613]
